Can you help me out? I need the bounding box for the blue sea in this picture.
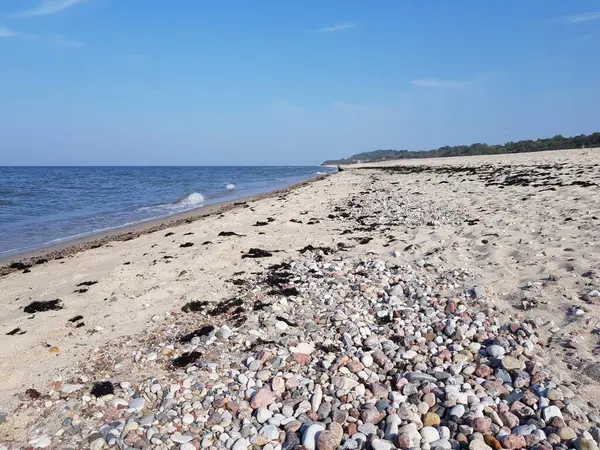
[0,166,332,258]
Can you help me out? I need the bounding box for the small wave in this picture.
[226,184,236,190]
[0,200,16,206]
[314,171,329,175]
[137,192,205,214]
[176,192,205,206]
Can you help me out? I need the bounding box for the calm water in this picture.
[0,166,332,257]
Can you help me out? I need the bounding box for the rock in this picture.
[450,405,465,418]
[358,423,378,435]
[361,353,374,367]
[543,405,563,423]
[576,439,600,450]
[430,439,452,450]
[402,350,418,359]
[126,396,144,411]
[396,424,421,448]
[180,444,196,450]
[182,413,194,425]
[483,434,502,450]
[513,424,537,436]
[259,424,279,441]
[499,411,519,429]
[469,439,493,450]
[370,382,389,399]
[501,356,524,371]
[171,433,194,444]
[272,376,285,394]
[231,438,250,450]
[384,414,401,440]
[547,388,564,401]
[329,423,343,443]
[333,410,348,424]
[559,427,577,441]
[275,321,289,331]
[346,360,364,373]
[250,389,275,409]
[302,424,325,450]
[372,350,388,366]
[370,439,394,450]
[486,345,505,358]
[290,342,315,354]
[423,393,437,407]
[316,430,341,450]
[311,385,323,411]
[317,402,332,420]
[420,426,441,443]
[502,434,527,449]
[473,417,491,433]
[28,436,52,449]
[361,408,383,424]
[257,408,273,423]
[423,412,441,427]
[405,372,437,383]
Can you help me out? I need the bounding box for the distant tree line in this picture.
[323,132,600,165]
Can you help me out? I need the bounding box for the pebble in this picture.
[371,439,394,450]
[171,433,194,444]
[361,353,373,368]
[231,438,250,450]
[420,426,440,443]
[128,397,145,411]
[302,423,325,450]
[250,389,275,409]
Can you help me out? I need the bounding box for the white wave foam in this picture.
[315,171,329,175]
[176,192,205,206]
[226,184,236,190]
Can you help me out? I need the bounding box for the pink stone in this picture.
[472,417,492,433]
[250,389,275,409]
[503,434,527,449]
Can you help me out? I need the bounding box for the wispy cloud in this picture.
[0,26,82,48]
[318,22,356,33]
[0,26,32,39]
[558,11,600,24]
[6,0,85,18]
[410,78,470,89]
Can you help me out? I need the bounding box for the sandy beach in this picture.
[2,148,600,449]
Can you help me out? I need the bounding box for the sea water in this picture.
[0,166,332,257]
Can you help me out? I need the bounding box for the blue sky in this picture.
[1,0,599,165]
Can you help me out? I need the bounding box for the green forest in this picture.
[323,132,600,165]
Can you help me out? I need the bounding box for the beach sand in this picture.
[2,148,600,447]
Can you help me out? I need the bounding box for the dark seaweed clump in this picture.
[181,300,209,313]
[179,325,215,343]
[24,299,63,314]
[171,351,202,368]
[241,248,273,258]
[90,381,114,397]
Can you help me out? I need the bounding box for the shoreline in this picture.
[0,175,328,275]
[2,150,600,447]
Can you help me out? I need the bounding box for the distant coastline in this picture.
[323,132,600,165]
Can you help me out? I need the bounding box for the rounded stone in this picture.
[420,426,440,443]
[423,412,441,427]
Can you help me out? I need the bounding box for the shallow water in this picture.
[0,166,331,257]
